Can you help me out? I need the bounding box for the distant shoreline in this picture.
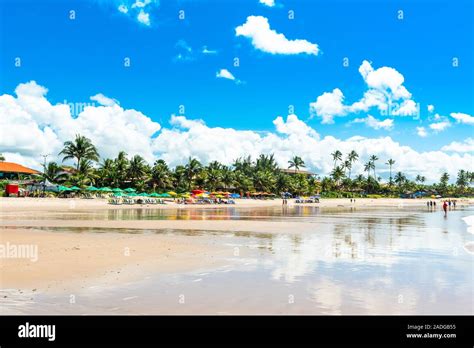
[1,196,473,212]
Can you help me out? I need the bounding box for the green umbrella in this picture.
[113,192,123,197]
[124,188,136,192]
[160,193,171,198]
[70,186,81,191]
[149,192,159,197]
[99,187,112,192]
[112,188,123,192]
[86,186,98,191]
[57,185,70,192]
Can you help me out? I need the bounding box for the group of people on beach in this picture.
[428,199,457,216]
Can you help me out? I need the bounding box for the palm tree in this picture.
[346,150,358,178]
[0,153,5,162]
[255,154,278,173]
[185,157,202,190]
[288,156,305,174]
[342,160,351,177]
[206,168,223,192]
[386,159,395,186]
[253,170,276,192]
[330,166,345,187]
[364,161,373,180]
[71,158,97,187]
[42,161,67,183]
[128,155,149,183]
[438,172,450,196]
[151,159,172,191]
[221,166,234,190]
[369,155,378,180]
[394,171,406,193]
[59,134,99,170]
[97,158,115,187]
[331,150,342,169]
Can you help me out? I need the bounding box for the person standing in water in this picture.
[442,201,448,216]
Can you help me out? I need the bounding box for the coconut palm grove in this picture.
[2,134,472,198]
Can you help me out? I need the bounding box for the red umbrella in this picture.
[192,189,205,195]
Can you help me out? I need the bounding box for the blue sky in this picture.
[0,0,472,180]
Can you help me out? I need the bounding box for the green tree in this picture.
[128,155,149,185]
[369,155,379,180]
[184,158,202,191]
[346,150,359,179]
[386,159,395,186]
[42,161,67,184]
[151,159,172,191]
[288,156,305,174]
[331,150,342,169]
[59,134,99,170]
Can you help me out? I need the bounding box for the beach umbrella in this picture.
[124,188,136,192]
[113,192,123,197]
[167,191,177,196]
[70,186,81,191]
[230,193,240,198]
[149,192,159,197]
[86,186,98,191]
[160,193,171,198]
[99,187,112,192]
[191,189,205,195]
[57,185,70,191]
[112,188,123,193]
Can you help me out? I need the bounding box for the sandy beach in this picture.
[1,197,473,314]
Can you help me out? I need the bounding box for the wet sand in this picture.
[1,198,473,314]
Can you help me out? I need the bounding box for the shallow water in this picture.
[1,205,473,314]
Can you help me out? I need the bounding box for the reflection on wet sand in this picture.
[1,206,473,314]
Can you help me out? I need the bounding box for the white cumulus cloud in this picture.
[90,93,117,106]
[259,0,275,7]
[0,81,161,167]
[450,112,474,125]
[353,115,394,130]
[137,10,150,26]
[310,60,418,123]
[441,138,474,153]
[235,16,319,55]
[216,69,236,81]
[429,121,450,132]
[427,104,434,113]
[1,82,472,184]
[416,127,428,138]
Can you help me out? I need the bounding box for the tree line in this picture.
[23,134,474,197]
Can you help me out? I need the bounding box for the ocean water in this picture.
[1,205,473,314]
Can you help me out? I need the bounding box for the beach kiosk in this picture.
[0,162,40,196]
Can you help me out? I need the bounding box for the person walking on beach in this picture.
[453,200,456,208]
[442,201,448,216]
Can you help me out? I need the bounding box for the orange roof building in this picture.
[0,162,40,180]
